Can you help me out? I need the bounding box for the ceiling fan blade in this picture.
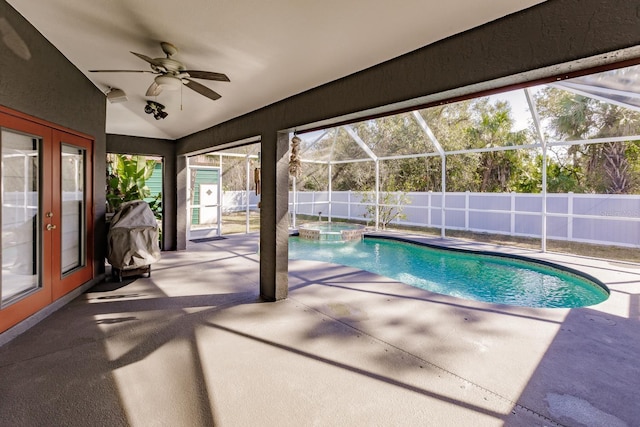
[131,51,164,68]
[183,70,230,82]
[185,79,221,100]
[89,69,155,73]
[146,81,163,97]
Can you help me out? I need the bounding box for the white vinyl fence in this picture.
[287,191,640,249]
[221,191,261,213]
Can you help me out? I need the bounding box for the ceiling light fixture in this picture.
[144,100,168,120]
[106,87,128,103]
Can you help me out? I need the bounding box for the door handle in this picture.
[46,224,57,231]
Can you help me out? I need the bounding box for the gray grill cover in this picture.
[107,200,161,270]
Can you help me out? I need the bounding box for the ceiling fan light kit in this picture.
[154,75,182,90]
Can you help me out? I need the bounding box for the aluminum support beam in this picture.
[245,154,251,233]
[547,135,640,147]
[343,125,378,161]
[551,82,640,114]
[525,88,547,252]
[554,80,640,101]
[445,143,540,156]
[375,160,380,230]
[411,111,445,156]
[412,111,446,238]
[328,162,332,222]
[219,156,223,236]
[299,130,330,159]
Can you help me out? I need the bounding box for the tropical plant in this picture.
[106,154,161,218]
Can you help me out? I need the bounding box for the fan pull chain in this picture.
[181,83,184,111]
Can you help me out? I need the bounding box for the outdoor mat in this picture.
[190,236,227,243]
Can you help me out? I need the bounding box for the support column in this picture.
[526,88,547,252]
[176,155,188,250]
[259,131,289,301]
[218,155,223,237]
[541,144,548,252]
[328,162,332,222]
[375,160,380,231]
[246,155,251,233]
[441,156,446,238]
[292,176,297,229]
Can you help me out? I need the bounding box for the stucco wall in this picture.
[0,0,107,277]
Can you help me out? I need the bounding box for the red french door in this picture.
[0,108,93,333]
[51,130,93,299]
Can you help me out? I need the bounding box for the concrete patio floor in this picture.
[0,232,638,426]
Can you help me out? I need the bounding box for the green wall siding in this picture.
[145,163,163,211]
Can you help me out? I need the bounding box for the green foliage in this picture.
[535,87,640,194]
[464,100,531,192]
[625,141,640,192]
[106,154,162,218]
[513,153,583,193]
[291,79,640,196]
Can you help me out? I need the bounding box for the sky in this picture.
[488,87,542,132]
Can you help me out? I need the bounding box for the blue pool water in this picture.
[289,236,609,308]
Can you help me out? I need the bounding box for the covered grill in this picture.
[107,200,161,282]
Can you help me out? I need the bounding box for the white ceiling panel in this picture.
[7,0,546,139]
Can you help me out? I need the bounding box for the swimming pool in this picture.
[289,236,609,308]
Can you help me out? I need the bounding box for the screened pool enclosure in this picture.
[201,63,640,256]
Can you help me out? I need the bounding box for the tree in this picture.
[464,99,531,192]
[535,87,640,194]
[296,98,535,194]
[422,102,479,191]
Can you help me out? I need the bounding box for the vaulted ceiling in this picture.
[6,0,545,140]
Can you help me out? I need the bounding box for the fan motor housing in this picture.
[156,58,185,73]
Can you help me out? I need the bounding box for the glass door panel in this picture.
[1,129,41,305]
[51,130,92,300]
[60,144,85,274]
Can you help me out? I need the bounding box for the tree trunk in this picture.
[604,142,629,194]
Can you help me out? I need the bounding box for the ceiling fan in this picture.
[90,42,229,101]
